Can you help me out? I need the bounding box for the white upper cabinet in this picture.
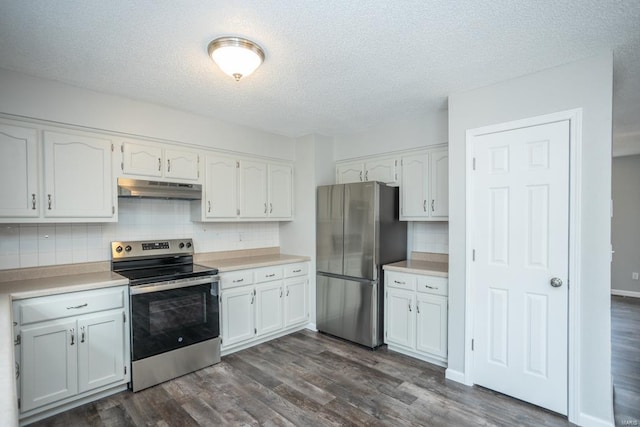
[203,154,238,219]
[43,131,114,219]
[267,163,293,219]
[120,140,200,182]
[239,159,268,218]
[0,123,39,218]
[400,146,448,221]
[336,157,398,184]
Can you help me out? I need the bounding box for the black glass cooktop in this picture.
[115,263,218,286]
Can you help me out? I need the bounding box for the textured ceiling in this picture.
[0,1,638,145]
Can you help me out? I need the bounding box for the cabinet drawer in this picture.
[220,270,254,289]
[385,272,416,291]
[416,275,448,296]
[254,266,284,283]
[284,262,308,278]
[18,287,126,325]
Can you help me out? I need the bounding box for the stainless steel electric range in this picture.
[111,238,220,392]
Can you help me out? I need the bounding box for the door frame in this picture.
[464,108,583,423]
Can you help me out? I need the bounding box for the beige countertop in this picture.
[199,253,311,272]
[383,259,448,277]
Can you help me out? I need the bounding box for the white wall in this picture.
[333,109,448,160]
[0,68,295,160]
[611,154,640,295]
[448,52,613,424]
[280,134,334,327]
[0,68,296,270]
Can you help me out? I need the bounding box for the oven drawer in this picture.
[220,270,254,290]
[284,262,309,278]
[18,287,126,325]
[254,266,284,283]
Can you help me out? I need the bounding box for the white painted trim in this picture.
[464,109,583,424]
[305,323,318,331]
[611,289,640,298]
[445,368,469,384]
[334,142,448,165]
[576,412,615,427]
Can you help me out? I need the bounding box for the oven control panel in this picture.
[111,239,194,259]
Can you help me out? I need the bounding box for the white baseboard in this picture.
[611,289,640,298]
[445,368,468,385]
[577,412,614,427]
[305,323,317,331]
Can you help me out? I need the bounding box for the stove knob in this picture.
[179,242,185,249]
[125,245,132,252]
[186,242,192,248]
[115,245,123,253]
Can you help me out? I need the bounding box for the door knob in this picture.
[550,277,563,288]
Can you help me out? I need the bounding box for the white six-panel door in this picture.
[471,120,569,415]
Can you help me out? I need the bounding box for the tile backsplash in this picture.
[412,222,448,254]
[0,198,279,270]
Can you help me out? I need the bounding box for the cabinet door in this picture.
[268,163,292,219]
[336,162,364,184]
[365,158,397,184]
[221,287,255,347]
[429,148,449,218]
[21,319,78,412]
[238,160,267,218]
[43,131,113,218]
[205,155,238,218]
[284,277,308,327]
[385,288,415,349]
[400,153,429,219]
[0,123,39,217]
[121,140,163,178]
[165,148,199,181]
[255,282,284,336]
[77,311,125,393]
[416,293,448,358]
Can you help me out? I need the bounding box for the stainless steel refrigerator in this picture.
[316,181,407,348]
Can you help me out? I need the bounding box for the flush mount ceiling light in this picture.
[207,36,265,81]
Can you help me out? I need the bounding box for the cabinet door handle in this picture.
[250,292,255,305]
[365,170,369,181]
[423,200,427,212]
[158,158,162,171]
[70,328,75,346]
[286,289,290,296]
[431,200,435,212]
[167,159,171,172]
[394,280,405,285]
[264,203,267,214]
[293,269,302,273]
[66,303,88,310]
[425,284,437,290]
[359,171,363,181]
[208,201,212,213]
[48,194,52,210]
[265,273,275,278]
[232,278,244,283]
[80,326,86,343]
[270,203,273,214]
[31,194,36,210]
[417,302,420,314]
[280,289,283,298]
[408,303,412,312]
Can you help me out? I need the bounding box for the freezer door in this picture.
[344,182,377,280]
[316,274,380,348]
[316,185,344,275]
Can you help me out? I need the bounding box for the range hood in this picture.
[117,178,202,200]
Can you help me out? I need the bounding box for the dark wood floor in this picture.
[32,329,574,427]
[612,295,640,426]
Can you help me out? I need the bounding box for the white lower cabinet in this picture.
[384,270,448,366]
[219,261,309,355]
[13,286,130,422]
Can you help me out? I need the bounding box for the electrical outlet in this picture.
[633,272,639,280]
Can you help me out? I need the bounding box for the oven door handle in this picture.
[130,276,219,295]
